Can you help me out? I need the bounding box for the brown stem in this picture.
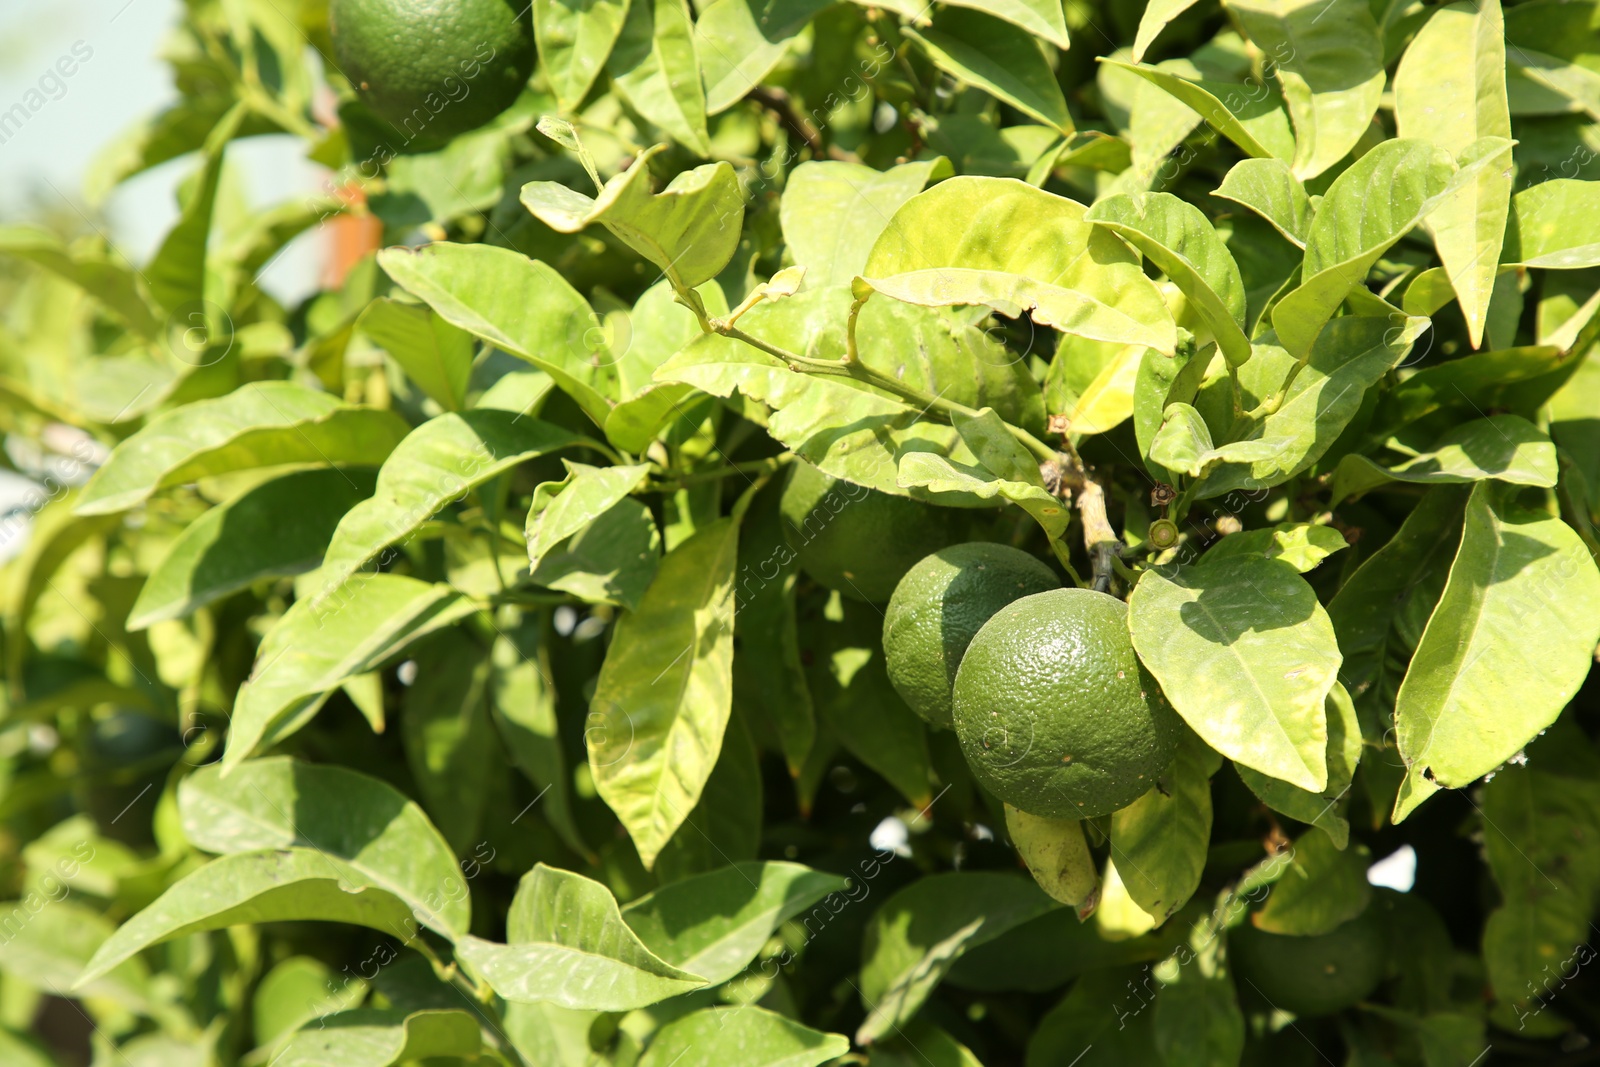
[748,86,853,162]
[1050,453,1121,594]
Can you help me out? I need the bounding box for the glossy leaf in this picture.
[697,0,834,113]
[1201,523,1347,573]
[523,145,741,289]
[77,850,424,988]
[527,461,652,567]
[897,451,1069,540]
[1236,684,1361,850]
[1005,806,1100,910]
[1087,192,1250,366]
[1251,833,1371,936]
[1100,59,1295,163]
[535,0,631,111]
[271,1009,481,1067]
[530,495,662,609]
[1270,139,1456,360]
[378,242,617,425]
[179,756,470,938]
[1224,0,1386,180]
[1200,315,1432,497]
[1394,1,1512,347]
[317,410,587,590]
[457,864,707,1010]
[356,298,475,411]
[1503,178,1600,268]
[607,0,710,155]
[639,1006,849,1067]
[0,225,161,339]
[621,861,847,984]
[75,382,408,516]
[223,575,476,772]
[0,899,150,1011]
[780,159,950,287]
[1149,402,1281,479]
[127,468,376,630]
[906,8,1072,134]
[1129,556,1340,792]
[1331,414,1560,502]
[588,514,740,867]
[1110,735,1217,922]
[857,873,1057,1044]
[1394,482,1600,818]
[145,103,244,314]
[1211,157,1313,247]
[863,177,1178,354]
[1133,0,1202,62]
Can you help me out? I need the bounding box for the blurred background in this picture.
[0,0,325,306]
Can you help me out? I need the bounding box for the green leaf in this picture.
[401,630,497,852]
[1236,683,1361,849]
[77,850,425,989]
[1503,178,1600,268]
[1331,414,1560,502]
[456,864,708,1010]
[1133,0,1202,61]
[906,8,1072,135]
[127,468,377,630]
[1098,59,1295,163]
[621,861,846,984]
[588,513,741,867]
[356,299,475,412]
[179,756,470,939]
[272,1008,480,1066]
[653,708,763,881]
[0,899,150,1011]
[530,496,663,609]
[527,461,652,567]
[1086,192,1250,366]
[223,574,476,772]
[0,225,162,340]
[1149,402,1281,479]
[1200,315,1432,498]
[1005,806,1100,909]
[316,410,587,591]
[1251,833,1371,936]
[1201,523,1347,573]
[640,1006,849,1067]
[378,243,617,426]
[523,145,742,289]
[857,873,1057,1044]
[1134,344,1203,482]
[490,623,589,858]
[733,485,815,775]
[779,159,951,287]
[1393,482,1600,818]
[145,103,245,314]
[1269,139,1456,361]
[1129,557,1341,792]
[696,0,834,114]
[897,451,1070,540]
[1480,727,1600,1008]
[1211,158,1313,247]
[862,176,1178,355]
[1394,2,1511,347]
[1110,734,1217,923]
[1223,0,1386,179]
[607,0,710,155]
[1027,966,1161,1064]
[535,0,631,111]
[1150,915,1245,1067]
[74,381,409,516]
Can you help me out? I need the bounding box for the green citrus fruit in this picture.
[883,543,1061,728]
[779,462,960,603]
[951,587,1179,818]
[1230,905,1387,1017]
[330,0,535,148]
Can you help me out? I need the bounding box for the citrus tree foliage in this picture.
[5,0,1600,1063]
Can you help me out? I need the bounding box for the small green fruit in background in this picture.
[1230,904,1388,1017]
[779,462,960,604]
[883,542,1061,728]
[330,0,535,149]
[953,587,1180,819]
